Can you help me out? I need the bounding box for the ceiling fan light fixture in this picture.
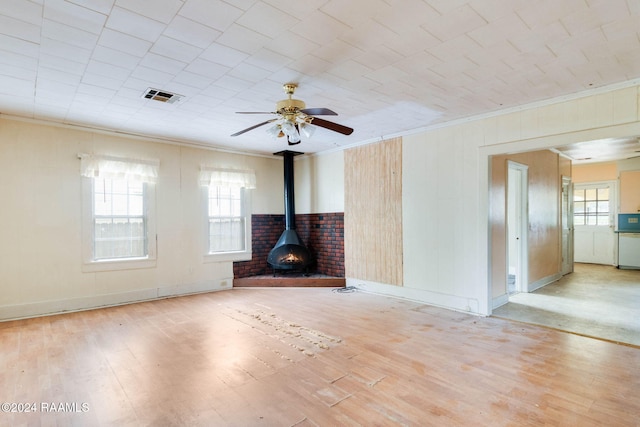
[266,123,281,138]
[279,120,301,144]
[231,83,354,142]
[280,120,298,137]
[289,132,302,144]
[299,122,315,138]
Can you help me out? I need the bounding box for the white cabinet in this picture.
[618,233,640,269]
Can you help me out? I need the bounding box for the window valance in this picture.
[199,166,256,189]
[80,154,160,184]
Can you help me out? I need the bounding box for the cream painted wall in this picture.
[294,151,344,214]
[0,118,282,320]
[573,159,640,212]
[345,84,640,316]
[572,162,617,183]
[399,123,483,313]
[478,86,639,313]
[3,83,640,319]
[620,171,640,213]
[618,157,640,213]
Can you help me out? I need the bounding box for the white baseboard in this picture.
[346,278,483,315]
[490,272,561,311]
[157,278,232,298]
[492,293,509,309]
[0,278,233,321]
[528,272,562,292]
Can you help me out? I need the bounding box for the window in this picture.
[80,154,158,271]
[573,186,610,226]
[200,167,255,262]
[207,185,246,253]
[93,178,147,260]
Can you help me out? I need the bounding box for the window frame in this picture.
[82,176,157,272]
[202,184,252,263]
[573,182,612,227]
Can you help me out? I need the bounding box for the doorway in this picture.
[507,161,528,295]
[573,181,617,265]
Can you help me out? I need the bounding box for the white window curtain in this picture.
[80,154,160,183]
[199,166,256,189]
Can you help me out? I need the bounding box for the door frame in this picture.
[573,180,618,265]
[507,161,529,294]
[561,175,574,275]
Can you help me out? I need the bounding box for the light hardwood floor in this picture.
[1,288,639,426]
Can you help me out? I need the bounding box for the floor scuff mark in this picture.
[222,307,342,358]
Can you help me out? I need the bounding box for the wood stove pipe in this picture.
[280,150,297,230]
[267,150,313,271]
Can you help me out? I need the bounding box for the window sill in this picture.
[203,251,251,263]
[82,257,156,273]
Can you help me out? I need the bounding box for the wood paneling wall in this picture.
[490,156,507,298]
[344,138,403,286]
[490,150,563,297]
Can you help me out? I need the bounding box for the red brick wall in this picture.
[232,214,283,277]
[295,213,345,278]
[233,212,345,278]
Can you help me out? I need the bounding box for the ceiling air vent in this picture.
[142,88,183,104]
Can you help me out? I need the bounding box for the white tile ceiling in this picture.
[0,0,639,155]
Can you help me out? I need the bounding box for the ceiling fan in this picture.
[230,83,354,145]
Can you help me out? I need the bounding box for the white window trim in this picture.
[81,177,157,272]
[202,185,252,263]
[573,181,616,228]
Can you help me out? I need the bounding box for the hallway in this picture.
[492,263,640,347]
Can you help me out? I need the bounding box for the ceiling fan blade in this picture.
[310,117,354,135]
[231,119,277,137]
[300,107,338,116]
[235,111,276,114]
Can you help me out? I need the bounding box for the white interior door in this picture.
[507,162,528,294]
[573,181,617,265]
[561,176,574,275]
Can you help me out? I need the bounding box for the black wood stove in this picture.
[267,150,314,273]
